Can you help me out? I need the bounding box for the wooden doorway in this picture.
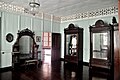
[51,33,61,61]
[42,32,61,63]
[42,32,51,64]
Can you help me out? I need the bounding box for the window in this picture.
[42,32,51,48]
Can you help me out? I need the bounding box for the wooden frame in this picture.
[36,36,41,42]
[64,23,83,79]
[89,20,114,80]
[6,33,14,42]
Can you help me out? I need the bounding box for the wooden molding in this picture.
[0,66,12,72]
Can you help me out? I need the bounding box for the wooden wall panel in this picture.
[114,28,120,80]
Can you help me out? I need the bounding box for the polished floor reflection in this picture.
[44,49,51,64]
[0,61,107,80]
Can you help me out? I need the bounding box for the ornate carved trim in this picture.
[61,6,118,22]
[0,1,42,18]
[13,28,36,52]
[0,1,61,22]
[17,28,35,40]
[0,1,117,22]
[43,13,52,20]
[53,16,61,22]
[0,2,24,14]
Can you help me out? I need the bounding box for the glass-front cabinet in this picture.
[64,23,83,79]
[93,32,108,60]
[66,34,78,57]
[89,20,114,80]
[64,23,83,64]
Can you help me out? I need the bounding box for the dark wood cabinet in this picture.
[64,23,83,79]
[12,28,39,68]
[89,19,120,80]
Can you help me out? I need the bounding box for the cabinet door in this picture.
[65,34,78,56]
[92,32,109,60]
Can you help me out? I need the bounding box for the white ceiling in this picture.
[0,0,118,17]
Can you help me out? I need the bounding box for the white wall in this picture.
[32,18,43,60]
[0,11,61,68]
[0,12,1,17]
[0,10,118,68]
[0,12,38,68]
[52,21,60,33]
[1,12,19,68]
[60,15,118,62]
[20,15,32,30]
[0,12,1,67]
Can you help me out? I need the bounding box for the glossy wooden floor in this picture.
[0,61,107,80]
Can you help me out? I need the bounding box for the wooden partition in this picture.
[114,23,120,80]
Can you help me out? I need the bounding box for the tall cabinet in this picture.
[89,19,120,80]
[64,23,83,79]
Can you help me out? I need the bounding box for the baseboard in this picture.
[60,58,89,66]
[83,62,89,66]
[60,58,64,61]
[0,66,12,72]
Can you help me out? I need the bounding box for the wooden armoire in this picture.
[89,19,120,80]
[64,23,83,79]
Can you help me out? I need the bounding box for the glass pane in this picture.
[19,36,33,54]
[93,32,109,60]
[44,42,48,46]
[44,32,48,36]
[66,34,77,56]
[44,37,48,42]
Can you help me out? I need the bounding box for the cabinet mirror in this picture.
[66,34,78,56]
[89,19,115,80]
[93,32,109,60]
[19,36,33,55]
[64,23,83,79]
